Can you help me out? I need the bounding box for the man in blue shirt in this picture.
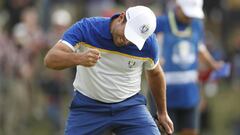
[44,6,173,135]
[148,0,223,135]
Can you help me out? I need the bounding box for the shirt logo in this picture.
[172,40,196,69]
[128,60,136,68]
[139,24,149,34]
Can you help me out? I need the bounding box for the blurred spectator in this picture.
[198,30,225,135]
[0,6,47,135]
[1,31,30,135]
[4,0,34,33]
[121,0,155,7]
[48,9,72,45]
[199,31,225,96]
[231,32,240,91]
[147,1,224,135]
[85,0,116,17]
[38,8,73,135]
[39,0,79,31]
[0,22,11,135]
[39,69,72,135]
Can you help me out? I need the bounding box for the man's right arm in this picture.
[44,41,100,70]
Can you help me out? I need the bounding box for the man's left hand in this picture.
[156,112,174,135]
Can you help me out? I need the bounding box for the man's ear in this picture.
[119,12,126,23]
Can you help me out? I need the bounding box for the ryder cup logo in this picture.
[139,24,149,34]
[128,60,136,68]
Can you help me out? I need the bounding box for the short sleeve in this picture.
[60,19,86,51]
[196,19,206,52]
[198,20,205,42]
[143,34,160,70]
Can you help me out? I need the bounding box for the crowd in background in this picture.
[0,0,239,135]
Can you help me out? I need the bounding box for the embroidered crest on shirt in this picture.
[128,60,136,68]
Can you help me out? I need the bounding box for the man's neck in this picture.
[110,14,120,33]
[174,9,191,25]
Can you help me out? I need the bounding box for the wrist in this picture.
[212,61,223,70]
[157,108,168,115]
[73,53,83,65]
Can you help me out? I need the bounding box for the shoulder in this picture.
[156,14,168,24]
[75,16,108,26]
[144,34,159,55]
[155,13,169,33]
[74,16,110,38]
[192,19,204,31]
[140,34,160,65]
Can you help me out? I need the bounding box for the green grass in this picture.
[207,83,240,135]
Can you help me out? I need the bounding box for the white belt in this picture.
[165,70,198,84]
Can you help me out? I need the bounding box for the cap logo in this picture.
[139,24,149,34]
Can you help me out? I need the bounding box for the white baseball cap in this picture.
[52,9,72,26]
[124,6,156,50]
[176,0,204,19]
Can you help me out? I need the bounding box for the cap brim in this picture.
[124,22,145,50]
[182,7,204,19]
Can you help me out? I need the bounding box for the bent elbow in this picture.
[44,55,51,68]
[43,55,64,70]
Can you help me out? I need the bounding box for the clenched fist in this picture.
[78,48,101,67]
